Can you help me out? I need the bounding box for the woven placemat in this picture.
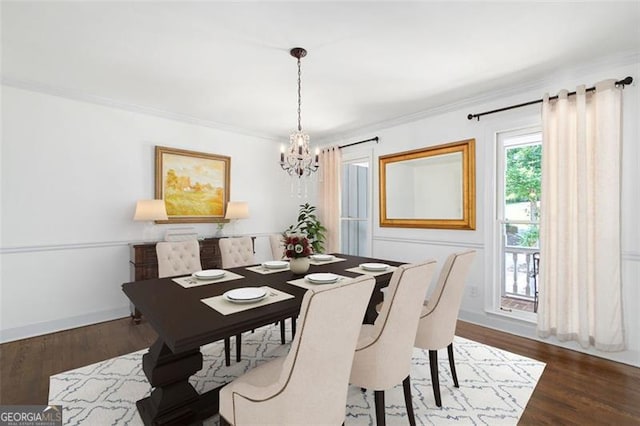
[172,270,245,288]
[344,265,398,277]
[286,275,353,291]
[308,256,347,266]
[200,286,294,315]
[245,264,290,275]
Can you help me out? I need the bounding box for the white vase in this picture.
[289,257,310,274]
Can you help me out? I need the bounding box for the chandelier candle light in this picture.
[280,47,319,178]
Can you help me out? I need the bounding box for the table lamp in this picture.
[134,199,168,240]
[218,201,249,236]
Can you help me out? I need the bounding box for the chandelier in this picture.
[279,47,319,178]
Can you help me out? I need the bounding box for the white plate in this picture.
[262,260,289,269]
[223,287,267,303]
[305,273,339,284]
[193,269,226,280]
[310,254,334,261]
[359,263,390,272]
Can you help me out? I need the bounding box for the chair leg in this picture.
[291,316,297,338]
[447,343,459,388]
[402,375,417,426]
[429,350,442,407]
[235,334,242,362]
[280,320,286,344]
[224,337,231,367]
[374,390,386,426]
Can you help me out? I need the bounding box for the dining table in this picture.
[122,253,403,426]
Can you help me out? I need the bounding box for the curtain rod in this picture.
[467,76,633,121]
[339,136,379,149]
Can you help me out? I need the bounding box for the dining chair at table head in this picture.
[155,239,202,278]
[269,234,286,260]
[219,237,255,268]
[219,236,288,364]
[414,249,476,407]
[219,275,376,426]
[350,259,438,426]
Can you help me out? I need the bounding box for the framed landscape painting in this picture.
[155,146,231,223]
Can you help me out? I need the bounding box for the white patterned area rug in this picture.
[49,324,545,425]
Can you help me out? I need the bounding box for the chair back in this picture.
[415,250,476,350]
[351,260,437,389]
[269,234,285,260]
[155,239,202,278]
[219,237,255,268]
[227,276,375,425]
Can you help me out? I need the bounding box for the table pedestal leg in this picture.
[136,338,205,425]
[365,289,384,324]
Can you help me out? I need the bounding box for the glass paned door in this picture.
[497,130,541,316]
[340,160,370,256]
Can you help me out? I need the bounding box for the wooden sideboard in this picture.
[129,237,255,322]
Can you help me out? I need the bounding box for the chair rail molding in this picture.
[622,251,640,262]
[0,240,132,254]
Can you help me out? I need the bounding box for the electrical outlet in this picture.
[470,285,479,297]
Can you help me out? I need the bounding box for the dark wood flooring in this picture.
[1,318,639,425]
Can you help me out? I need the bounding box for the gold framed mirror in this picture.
[379,139,476,230]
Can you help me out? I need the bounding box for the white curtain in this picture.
[538,79,624,351]
[318,146,341,253]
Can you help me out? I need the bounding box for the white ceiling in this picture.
[2,1,639,142]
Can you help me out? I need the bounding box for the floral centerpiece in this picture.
[284,235,313,258]
[284,234,312,274]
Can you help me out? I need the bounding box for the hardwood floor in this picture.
[1,318,639,424]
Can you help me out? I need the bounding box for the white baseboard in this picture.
[0,306,131,344]
[459,309,640,368]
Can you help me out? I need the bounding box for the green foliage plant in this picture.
[285,203,327,254]
[505,144,541,222]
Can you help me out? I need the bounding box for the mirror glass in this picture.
[379,139,475,229]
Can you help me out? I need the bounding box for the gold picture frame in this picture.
[379,139,476,230]
[155,146,231,224]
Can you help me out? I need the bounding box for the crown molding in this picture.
[3,49,638,146]
[1,75,280,142]
[317,50,640,144]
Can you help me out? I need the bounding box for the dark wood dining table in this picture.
[122,253,402,426]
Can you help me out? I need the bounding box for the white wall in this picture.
[334,59,640,367]
[0,85,303,342]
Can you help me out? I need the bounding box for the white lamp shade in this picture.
[224,201,249,220]
[134,200,168,221]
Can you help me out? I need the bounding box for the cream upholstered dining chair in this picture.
[220,237,255,268]
[350,259,438,426]
[414,250,476,407]
[156,239,236,366]
[269,234,286,260]
[219,237,290,363]
[134,240,203,319]
[268,234,293,344]
[156,239,202,278]
[219,275,376,426]
[219,237,257,364]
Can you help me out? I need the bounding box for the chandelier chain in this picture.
[279,47,318,182]
[297,56,302,132]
